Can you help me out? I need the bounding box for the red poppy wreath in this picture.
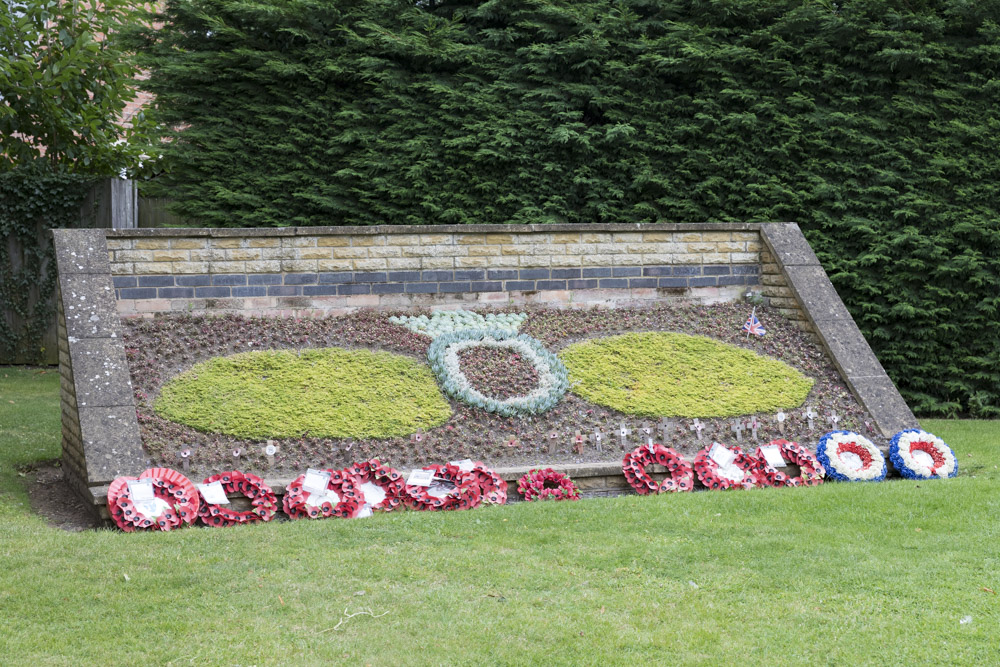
[283,468,365,519]
[107,468,199,532]
[693,443,767,490]
[196,470,279,527]
[753,439,825,487]
[517,468,581,501]
[470,462,508,505]
[622,443,695,494]
[403,463,482,511]
[344,459,406,512]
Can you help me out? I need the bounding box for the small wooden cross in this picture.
[593,428,604,453]
[548,431,559,454]
[505,436,520,448]
[264,441,277,468]
[657,418,675,442]
[748,416,761,441]
[804,406,817,430]
[731,420,744,443]
[232,447,242,460]
[573,430,587,455]
[828,412,840,430]
[690,419,705,441]
[619,422,632,449]
[776,411,786,435]
[411,429,425,445]
[640,421,653,444]
[178,448,191,473]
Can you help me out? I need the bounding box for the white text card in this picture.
[708,443,735,468]
[407,469,435,487]
[127,478,155,502]
[302,468,331,494]
[198,481,231,505]
[761,445,787,468]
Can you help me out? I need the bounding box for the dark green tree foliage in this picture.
[136,0,999,416]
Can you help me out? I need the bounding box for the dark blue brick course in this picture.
[158,287,195,298]
[247,274,282,285]
[138,275,174,287]
[454,269,486,281]
[583,267,612,278]
[688,277,718,288]
[284,273,318,285]
[470,281,503,292]
[388,271,421,282]
[421,270,453,282]
[718,276,744,286]
[177,274,213,286]
[212,274,247,286]
[599,278,629,289]
[372,283,406,294]
[733,265,761,275]
[318,272,353,284]
[354,272,387,283]
[302,286,341,296]
[439,282,471,293]
[487,269,519,280]
[568,279,599,290]
[673,266,702,276]
[112,276,137,288]
[536,280,567,291]
[505,281,536,291]
[703,265,731,275]
[195,286,232,298]
[745,275,761,285]
[642,266,672,277]
[611,267,641,278]
[338,284,371,295]
[267,286,300,296]
[119,288,157,299]
[232,286,267,297]
[629,278,659,288]
[405,282,439,294]
[550,268,581,279]
[519,268,550,280]
[659,278,689,288]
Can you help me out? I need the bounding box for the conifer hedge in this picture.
[134,0,1000,416]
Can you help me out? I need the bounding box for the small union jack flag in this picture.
[742,307,766,337]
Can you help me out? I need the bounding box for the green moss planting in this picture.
[560,332,814,418]
[154,348,451,439]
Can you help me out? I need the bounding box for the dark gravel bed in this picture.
[123,303,882,479]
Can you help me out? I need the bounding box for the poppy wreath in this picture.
[816,431,886,482]
[107,468,199,532]
[753,439,826,487]
[622,443,695,494]
[282,468,365,519]
[197,471,279,527]
[889,429,958,480]
[469,462,508,504]
[403,463,482,511]
[693,443,767,490]
[344,459,406,511]
[517,468,581,501]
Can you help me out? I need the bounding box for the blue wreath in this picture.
[889,429,958,480]
[816,430,886,482]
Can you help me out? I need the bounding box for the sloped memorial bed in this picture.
[124,303,884,484]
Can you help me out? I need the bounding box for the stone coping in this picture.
[106,221,766,238]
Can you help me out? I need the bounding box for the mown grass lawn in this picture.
[1,367,997,665]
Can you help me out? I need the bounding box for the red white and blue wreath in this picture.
[196,471,279,527]
[516,468,581,501]
[344,459,407,512]
[753,439,825,487]
[816,431,886,482]
[622,443,695,494]
[403,463,482,511]
[283,468,365,519]
[693,442,766,490]
[889,429,957,480]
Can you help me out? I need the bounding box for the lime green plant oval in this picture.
[559,332,814,417]
[155,348,451,439]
